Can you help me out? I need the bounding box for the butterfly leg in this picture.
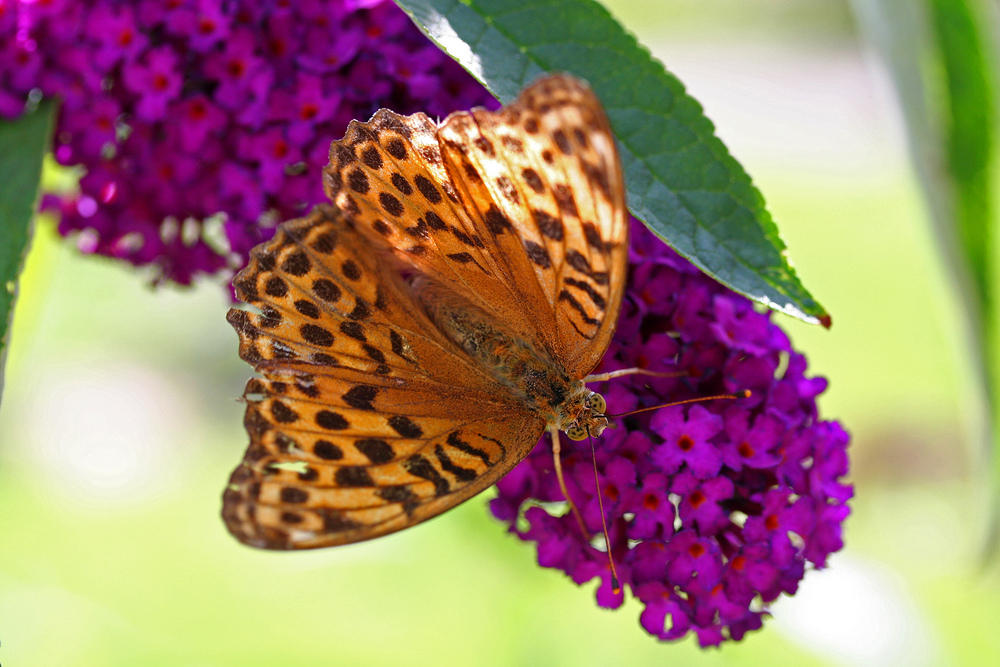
[551,426,589,539]
[584,367,683,382]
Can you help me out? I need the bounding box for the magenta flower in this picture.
[651,405,725,478]
[87,4,147,69]
[122,45,184,121]
[0,0,496,284]
[490,223,852,646]
[164,0,231,52]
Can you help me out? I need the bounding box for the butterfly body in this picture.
[224,74,627,549]
[426,293,603,434]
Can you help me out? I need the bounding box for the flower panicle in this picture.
[0,0,496,284]
[490,223,852,646]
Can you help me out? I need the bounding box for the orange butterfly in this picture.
[223,74,628,549]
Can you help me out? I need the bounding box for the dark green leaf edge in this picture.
[0,99,57,404]
[393,0,828,326]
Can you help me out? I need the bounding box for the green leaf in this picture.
[927,0,1000,549]
[930,0,995,318]
[851,0,998,546]
[393,0,829,325]
[0,99,56,404]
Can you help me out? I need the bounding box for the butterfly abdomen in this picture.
[427,298,585,424]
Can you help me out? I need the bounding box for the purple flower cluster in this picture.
[490,223,852,646]
[0,0,495,284]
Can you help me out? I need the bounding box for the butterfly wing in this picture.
[225,205,545,548]
[438,75,629,378]
[323,74,628,378]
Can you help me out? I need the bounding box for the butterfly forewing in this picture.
[323,75,628,374]
[322,109,546,350]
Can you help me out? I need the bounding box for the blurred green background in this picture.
[2,1,999,665]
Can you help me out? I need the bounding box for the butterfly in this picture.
[223,74,628,549]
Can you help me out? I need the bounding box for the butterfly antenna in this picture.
[589,428,621,594]
[551,427,588,538]
[606,390,751,418]
[584,367,683,382]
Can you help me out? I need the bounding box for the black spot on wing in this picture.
[282,251,311,276]
[564,277,606,310]
[524,241,551,268]
[414,175,442,203]
[378,485,418,515]
[565,249,591,274]
[522,168,543,193]
[271,401,299,424]
[386,138,408,160]
[361,146,382,169]
[582,222,607,251]
[553,129,571,155]
[355,438,394,464]
[311,231,337,254]
[404,454,450,496]
[496,176,519,204]
[389,416,423,438]
[313,278,341,303]
[380,192,404,217]
[534,210,564,241]
[265,276,288,297]
[348,169,370,193]
[434,445,477,482]
[343,385,378,411]
[484,205,512,235]
[391,172,413,195]
[281,487,308,503]
[314,440,344,460]
[335,466,374,487]
[340,321,366,341]
[446,431,492,465]
[319,508,361,533]
[558,289,599,326]
[341,259,361,280]
[301,324,334,347]
[553,184,578,217]
[294,299,320,319]
[316,410,350,430]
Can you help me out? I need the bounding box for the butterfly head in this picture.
[565,391,609,441]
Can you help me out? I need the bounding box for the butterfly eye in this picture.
[589,392,607,414]
[566,424,588,441]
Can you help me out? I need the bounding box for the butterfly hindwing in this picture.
[437,75,629,376]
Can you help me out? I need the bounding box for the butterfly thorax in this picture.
[429,299,608,438]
